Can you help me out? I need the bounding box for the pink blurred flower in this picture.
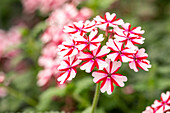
[0,87,7,98]
[38,57,61,86]
[39,0,67,14]
[0,72,5,83]
[75,8,93,21]
[37,69,53,87]
[22,0,40,13]
[92,58,127,95]
[41,26,66,44]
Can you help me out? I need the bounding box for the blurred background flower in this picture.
[0,0,170,113]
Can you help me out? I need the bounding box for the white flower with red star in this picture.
[74,29,104,51]
[114,26,145,48]
[78,45,110,73]
[129,48,151,72]
[92,58,127,95]
[106,39,136,62]
[58,39,79,57]
[94,12,124,30]
[151,91,170,113]
[63,20,95,36]
[143,91,170,113]
[119,23,145,35]
[58,56,82,84]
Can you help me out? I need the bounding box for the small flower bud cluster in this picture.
[143,91,170,113]
[57,12,151,95]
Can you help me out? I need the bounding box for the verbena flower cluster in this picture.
[37,3,92,87]
[56,12,151,95]
[143,91,170,113]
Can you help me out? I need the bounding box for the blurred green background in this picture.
[0,0,170,113]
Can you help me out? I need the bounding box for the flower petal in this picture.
[96,45,110,57]
[100,77,113,95]
[80,60,94,73]
[107,52,119,61]
[111,61,122,73]
[129,61,139,72]
[92,71,107,83]
[111,74,127,87]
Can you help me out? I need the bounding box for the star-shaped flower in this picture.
[94,12,124,30]
[114,26,145,48]
[74,30,104,51]
[152,91,170,113]
[107,39,136,62]
[78,45,110,73]
[63,20,95,36]
[116,23,145,35]
[92,58,127,95]
[129,48,151,72]
[58,39,79,57]
[57,56,82,84]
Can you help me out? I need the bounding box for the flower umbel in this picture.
[39,12,152,95]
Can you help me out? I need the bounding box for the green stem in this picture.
[91,83,100,113]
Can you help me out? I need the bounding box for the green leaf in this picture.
[36,87,66,111]
[74,77,93,95]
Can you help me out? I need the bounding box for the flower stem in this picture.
[91,83,100,113]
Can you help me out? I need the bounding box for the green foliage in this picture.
[36,87,66,111]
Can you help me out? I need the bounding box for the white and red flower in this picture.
[92,58,127,95]
[143,91,170,113]
[57,56,81,84]
[142,106,155,113]
[74,30,104,51]
[78,45,110,73]
[119,23,145,35]
[129,48,151,72]
[114,27,145,48]
[106,39,136,62]
[94,12,124,30]
[63,20,95,36]
[151,91,170,113]
[58,39,79,57]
